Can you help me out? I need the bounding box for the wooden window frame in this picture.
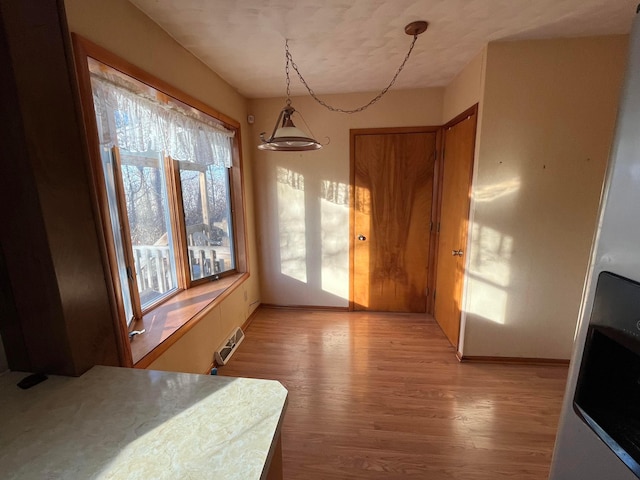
[174,159,239,288]
[72,34,249,367]
[111,147,184,318]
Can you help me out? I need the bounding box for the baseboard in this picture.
[260,304,350,311]
[241,305,262,332]
[458,354,570,366]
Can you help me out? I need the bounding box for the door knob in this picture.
[452,249,464,257]
[357,234,367,241]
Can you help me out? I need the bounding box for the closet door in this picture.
[352,129,437,312]
[434,111,477,347]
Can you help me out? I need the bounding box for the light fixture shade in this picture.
[258,105,322,151]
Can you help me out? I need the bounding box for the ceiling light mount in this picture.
[404,21,429,36]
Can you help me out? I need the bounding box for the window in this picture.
[107,148,180,315]
[74,40,247,332]
[178,160,235,281]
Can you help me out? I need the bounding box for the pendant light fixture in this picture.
[258,21,429,152]
[258,103,322,151]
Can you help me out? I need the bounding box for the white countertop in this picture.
[0,366,287,479]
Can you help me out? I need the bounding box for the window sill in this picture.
[130,272,249,368]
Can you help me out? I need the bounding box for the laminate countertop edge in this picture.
[0,366,288,480]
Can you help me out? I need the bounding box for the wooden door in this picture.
[352,130,437,312]
[434,110,477,347]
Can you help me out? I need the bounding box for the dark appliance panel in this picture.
[574,272,640,478]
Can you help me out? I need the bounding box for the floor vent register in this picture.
[214,327,245,365]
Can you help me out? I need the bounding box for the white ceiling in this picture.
[129,0,638,99]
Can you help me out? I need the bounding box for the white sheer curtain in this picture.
[91,72,234,167]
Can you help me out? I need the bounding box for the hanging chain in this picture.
[284,34,419,114]
[285,44,292,106]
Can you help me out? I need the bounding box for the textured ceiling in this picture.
[128,0,637,98]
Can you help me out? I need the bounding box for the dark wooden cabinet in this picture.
[0,0,122,375]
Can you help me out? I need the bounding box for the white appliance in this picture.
[550,6,640,480]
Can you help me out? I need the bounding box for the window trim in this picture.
[110,146,145,320]
[72,34,249,367]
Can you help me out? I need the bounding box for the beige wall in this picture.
[147,288,247,373]
[442,48,486,123]
[249,89,443,307]
[460,35,628,359]
[64,0,261,373]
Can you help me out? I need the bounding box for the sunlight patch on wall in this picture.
[277,167,307,283]
[320,180,350,300]
[466,223,514,325]
[466,278,509,325]
[464,177,521,325]
[473,178,521,203]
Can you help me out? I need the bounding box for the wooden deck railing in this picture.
[132,244,223,296]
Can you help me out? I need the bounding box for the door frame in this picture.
[432,104,479,348]
[348,126,443,313]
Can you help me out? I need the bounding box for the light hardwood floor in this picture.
[221,308,568,480]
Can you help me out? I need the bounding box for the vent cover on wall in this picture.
[214,327,245,365]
